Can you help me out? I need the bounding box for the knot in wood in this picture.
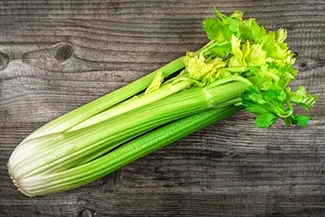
[81,209,93,217]
[0,52,9,70]
[56,44,73,62]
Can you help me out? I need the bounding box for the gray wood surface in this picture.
[0,0,325,216]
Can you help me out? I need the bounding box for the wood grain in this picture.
[1,0,325,216]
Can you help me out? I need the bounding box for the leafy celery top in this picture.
[148,8,317,127]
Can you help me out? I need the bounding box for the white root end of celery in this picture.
[7,166,34,197]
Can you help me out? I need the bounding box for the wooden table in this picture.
[1,0,324,216]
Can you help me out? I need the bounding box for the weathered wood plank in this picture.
[1,0,325,216]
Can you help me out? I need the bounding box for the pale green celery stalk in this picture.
[67,78,193,131]
[65,42,225,132]
[21,41,225,142]
[17,105,242,196]
[9,133,65,162]
[68,75,252,132]
[8,80,248,183]
[21,56,186,143]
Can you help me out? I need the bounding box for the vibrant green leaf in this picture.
[289,86,318,110]
[203,18,224,42]
[231,10,243,21]
[294,115,311,126]
[255,113,278,128]
[275,28,287,43]
[264,90,277,102]
[231,35,243,60]
[208,43,232,58]
[249,93,266,104]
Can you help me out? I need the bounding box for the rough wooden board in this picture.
[0,0,325,216]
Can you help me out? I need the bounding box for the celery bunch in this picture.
[8,8,317,197]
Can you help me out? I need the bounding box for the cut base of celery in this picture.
[8,169,33,197]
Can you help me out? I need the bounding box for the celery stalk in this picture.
[67,78,193,131]
[8,80,248,180]
[16,106,241,196]
[22,57,186,142]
